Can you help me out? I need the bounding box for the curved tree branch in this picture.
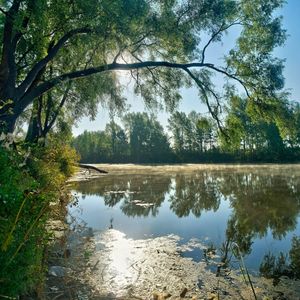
[201,21,242,64]
[184,68,228,138]
[206,65,250,97]
[15,60,249,126]
[0,7,7,15]
[16,27,92,97]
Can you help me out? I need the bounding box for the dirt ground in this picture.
[45,223,300,300]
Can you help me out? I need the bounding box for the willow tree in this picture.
[0,0,286,136]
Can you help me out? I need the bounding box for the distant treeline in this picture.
[72,98,300,163]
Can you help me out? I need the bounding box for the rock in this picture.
[180,287,188,297]
[48,266,67,277]
[153,292,159,300]
[64,248,71,258]
[48,265,72,278]
[153,292,172,300]
[153,292,164,300]
[163,292,172,299]
[206,292,218,300]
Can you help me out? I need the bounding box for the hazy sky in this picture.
[73,0,300,136]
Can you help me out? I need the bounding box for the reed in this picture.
[231,242,257,300]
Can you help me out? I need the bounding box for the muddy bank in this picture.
[45,223,300,299]
[67,167,107,183]
[75,229,300,299]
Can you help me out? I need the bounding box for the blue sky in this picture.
[73,0,300,136]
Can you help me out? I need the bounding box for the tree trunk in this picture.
[25,97,43,143]
[78,164,108,174]
[0,112,18,134]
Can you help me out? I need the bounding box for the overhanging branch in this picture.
[17,60,250,122]
[16,27,92,98]
[201,21,242,64]
[207,65,250,97]
[183,68,228,138]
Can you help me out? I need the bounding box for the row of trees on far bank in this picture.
[72,99,300,163]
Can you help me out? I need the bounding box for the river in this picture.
[68,164,300,299]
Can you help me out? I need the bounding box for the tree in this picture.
[220,95,290,160]
[168,112,190,153]
[72,130,111,162]
[168,111,216,157]
[123,112,171,162]
[0,0,287,138]
[105,120,129,161]
[196,115,215,152]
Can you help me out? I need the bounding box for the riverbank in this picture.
[68,163,300,181]
[45,225,300,299]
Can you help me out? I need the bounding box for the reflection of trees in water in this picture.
[220,215,254,265]
[169,173,222,217]
[74,175,172,217]
[119,176,172,217]
[220,173,300,240]
[218,173,300,263]
[74,171,300,241]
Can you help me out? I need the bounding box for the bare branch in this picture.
[84,45,99,68]
[176,1,192,26]
[201,21,242,63]
[0,7,7,14]
[206,65,250,97]
[130,52,169,93]
[113,48,123,64]
[183,68,228,138]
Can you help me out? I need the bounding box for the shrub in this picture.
[0,141,78,297]
[290,236,300,279]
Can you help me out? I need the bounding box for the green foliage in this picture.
[259,252,289,279]
[73,113,173,163]
[259,235,300,280]
[0,0,289,142]
[220,96,300,161]
[73,107,300,164]
[0,141,78,297]
[123,112,172,163]
[289,236,300,279]
[72,130,113,163]
[168,111,215,156]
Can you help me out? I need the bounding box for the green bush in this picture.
[259,252,290,279]
[0,141,78,298]
[260,236,300,280]
[290,236,300,279]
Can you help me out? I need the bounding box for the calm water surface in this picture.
[69,165,300,272]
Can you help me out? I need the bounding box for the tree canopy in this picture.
[72,108,300,163]
[0,0,287,140]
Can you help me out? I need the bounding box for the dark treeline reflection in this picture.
[75,175,172,217]
[73,171,300,244]
[169,173,222,217]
